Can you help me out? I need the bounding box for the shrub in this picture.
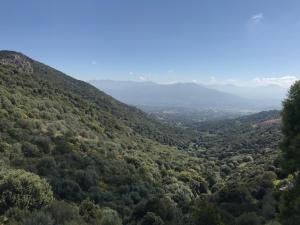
[21,142,40,157]
[138,212,164,225]
[79,200,102,224]
[36,157,57,176]
[0,169,53,212]
[192,201,225,225]
[99,208,122,225]
[237,212,262,225]
[47,200,81,225]
[23,211,54,225]
[54,179,83,202]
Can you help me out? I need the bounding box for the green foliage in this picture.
[279,81,300,225]
[79,200,102,224]
[279,177,300,225]
[46,201,81,225]
[192,201,228,225]
[281,81,300,172]
[236,212,262,225]
[0,169,53,212]
[0,51,286,225]
[23,211,54,225]
[98,208,122,225]
[130,196,180,224]
[138,212,164,225]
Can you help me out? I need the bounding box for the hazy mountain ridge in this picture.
[208,83,287,105]
[90,80,283,111]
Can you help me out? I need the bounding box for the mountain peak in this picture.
[0,50,33,74]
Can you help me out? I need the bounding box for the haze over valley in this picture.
[90,79,287,122]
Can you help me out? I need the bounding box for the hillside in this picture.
[193,110,282,176]
[0,51,214,224]
[0,51,285,225]
[0,51,196,149]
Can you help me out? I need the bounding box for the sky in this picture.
[1,0,300,87]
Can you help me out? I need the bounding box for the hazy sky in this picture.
[1,0,300,87]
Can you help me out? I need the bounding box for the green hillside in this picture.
[0,51,289,225]
[0,51,215,225]
[0,51,195,149]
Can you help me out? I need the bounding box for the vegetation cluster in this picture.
[0,51,297,225]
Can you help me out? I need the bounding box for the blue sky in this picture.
[1,0,300,87]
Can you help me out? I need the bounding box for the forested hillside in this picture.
[0,51,215,225]
[0,51,195,150]
[0,51,295,225]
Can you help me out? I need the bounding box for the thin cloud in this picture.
[189,76,298,88]
[139,76,150,81]
[209,76,217,84]
[251,13,263,24]
[253,76,298,88]
[137,72,152,82]
[163,80,178,84]
[91,60,97,65]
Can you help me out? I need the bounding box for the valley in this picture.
[2,1,300,224]
[0,51,289,225]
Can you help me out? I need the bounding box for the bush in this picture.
[47,200,81,225]
[23,211,54,225]
[5,207,31,224]
[138,212,164,225]
[22,142,40,157]
[192,201,225,225]
[36,157,57,176]
[79,200,102,224]
[54,179,84,202]
[99,208,122,225]
[75,169,99,191]
[0,170,53,211]
[0,169,53,212]
[132,196,179,223]
[237,212,262,225]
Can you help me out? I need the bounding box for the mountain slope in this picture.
[0,51,214,224]
[0,51,195,149]
[89,80,263,110]
[0,51,284,225]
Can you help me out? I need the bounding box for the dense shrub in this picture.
[0,169,53,212]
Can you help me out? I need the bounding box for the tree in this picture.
[0,169,53,212]
[54,179,83,202]
[46,200,82,225]
[281,81,300,173]
[23,211,54,225]
[138,212,164,225]
[79,200,102,224]
[131,196,180,224]
[236,212,262,225]
[280,80,300,225]
[99,208,122,225]
[192,201,226,225]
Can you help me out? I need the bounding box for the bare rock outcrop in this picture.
[0,52,33,74]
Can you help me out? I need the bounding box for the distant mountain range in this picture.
[89,80,286,111]
[207,83,287,105]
